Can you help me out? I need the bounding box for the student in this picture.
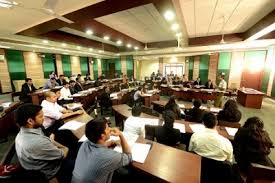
[69,80,78,94]
[72,118,132,183]
[44,77,59,89]
[84,74,92,81]
[56,75,66,86]
[217,99,242,122]
[234,117,274,173]
[205,79,214,89]
[19,78,37,103]
[189,112,233,162]
[124,105,144,136]
[133,86,143,106]
[193,77,201,85]
[59,81,72,101]
[184,99,205,122]
[154,110,181,147]
[15,104,70,182]
[75,78,84,91]
[100,86,112,109]
[164,95,181,120]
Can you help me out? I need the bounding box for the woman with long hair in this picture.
[233,117,274,173]
[164,95,181,119]
[217,99,241,122]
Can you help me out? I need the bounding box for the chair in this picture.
[218,120,241,128]
[145,125,156,141]
[141,105,160,117]
[246,163,275,183]
[11,92,21,102]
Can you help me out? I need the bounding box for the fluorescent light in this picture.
[86,30,93,35]
[98,50,104,53]
[116,53,120,56]
[134,46,139,50]
[116,40,122,45]
[97,59,101,61]
[63,53,68,55]
[42,40,48,44]
[89,48,93,51]
[126,44,132,48]
[62,43,67,47]
[103,36,110,40]
[0,0,14,8]
[171,23,179,31]
[247,22,275,41]
[164,10,175,21]
[0,45,11,48]
[77,46,81,50]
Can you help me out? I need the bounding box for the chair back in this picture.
[246,163,275,183]
[145,125,156,141]
[218,120,241,128]
[141,105,160,117]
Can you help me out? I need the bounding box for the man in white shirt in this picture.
[133,87,143,106]
[123,106,145,137]
[41,91,83,130]
[189,112,233,162]
[59,81,72,101]
[214,74,227,107]
[218,75,227,91]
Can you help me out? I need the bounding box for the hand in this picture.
[104,140,118,148]
[110,128,122,137]
[75,110,84,115]
[49,133,55,141]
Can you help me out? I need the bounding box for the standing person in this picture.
[19,78,37,103]
[72,118,132,183]
[214,74,227,107]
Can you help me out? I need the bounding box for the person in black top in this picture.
[233,117,274,173]
[193,77,201,85]
[75,78,83,92]
[69,80,78,94]
[19,78,37,103]
[84,74,92,82]
[184,99,205,122]
[205,79,214,89]
[100,86,112,109]
[94,78,102,87]
[164,95,181,120]
[217,99,241,122]
[154,110,181,147]
[56,75,66,86]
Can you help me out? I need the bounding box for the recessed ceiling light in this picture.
[134,46,139,50]
[103,36,110,40]
[126,44,132,48]
[89,48,93,51]
[164,10,175,21]
[62,43,67,47]
[116,53,120,56]
[86,30,93,35]
[98,50,104,53]
[116,40,122,45]
[0,45,11,49]
[77,46,81,50]
[42,40,48,44]
[171,23,179,31]
[0,0,16,8]
[63,52,68,55]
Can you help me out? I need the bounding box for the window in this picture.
[164,64,184,76]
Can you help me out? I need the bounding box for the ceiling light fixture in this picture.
[98,50,104,53]
[89,48,93,51]
[42,40,48,44]
[0,0,17,8]
[103,36,110,40]
[220,34,226,44]
[164,10,175,21]
[116,40,122,45]
[62,43,67,47]
[134,46,139,50]
[86,30,93,35]
[127,44,132,48]
[77,46,81,50]
[171,23,179,31]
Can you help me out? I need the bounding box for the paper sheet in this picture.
[72,93,82,97]
[173,123,186,133]
[79,135,87,142]
[143,93,153,97]
[59,120,84,131]
[178,104,185,108]
[110,92,119,98]
[131,143,151,163]
[225,127,238,136]
[189,124,205,133]
[1,102,11,108]
[210,107,222,113]
[141,118,159,126]
[113,132,139,153]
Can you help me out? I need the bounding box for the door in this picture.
[109,63,115,78]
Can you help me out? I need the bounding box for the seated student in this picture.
[44,77,59,89]
[59,81,72,102]
[72,118,132,183]
[189,112,233,162]
[56,74,66,86]
[217,99,241,122]
[205,79,214,89]
[234,117,274,173]
[76,74,83,83]
[154,110,181,147]
[84,74,92,82]
[94,78,102,87]
[184,99,205,122]
[141,83,148,94]
[133,86,143,106]
[193,77,201,85]
[41,91,83,134]
[15,104,71,182]
[19,78,37,103]
[75,78,84,92]
[69,80,78,94]
[100,86,112,109]
[164,95,181,120]
[151,72,156,80]
[124,105,144,136]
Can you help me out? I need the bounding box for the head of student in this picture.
[25,78,33,85]
[69,80,76,86]
[167,95,176,105]
[44,91,58,103]
[202,112,217,129]
[163,110,176,129]
[223,99,238,111]
[193,99,202,109]
[16,103,44,128]
[77,74,81,78]
[85,118,111,143]
[50,77,56,83]
[132,105,142,117]
[59,74,65,79]
[63,81,70,89]
[51,88,61,98]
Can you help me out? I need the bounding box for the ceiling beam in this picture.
[147,40,178,49]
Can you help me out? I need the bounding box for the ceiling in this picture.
[179,0,275,38]
[0,0,273,58]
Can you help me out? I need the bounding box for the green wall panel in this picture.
[61,55,71,77]
[272,75,275,98]
[42,53,55,78]
[80,57,89,75]
[126,55,134,77]
[188,57,194,80]
[199,55,209,84]
[5,49,26,80]
[217,52,231,84]
[92,58,98,79]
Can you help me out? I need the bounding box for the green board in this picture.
[92,58,98,79]
[188,57,194,80]
[42,53,55,78]
[199,55,209,84]
[5,49,26,80]
[126,55,134,78]
[61,55,71,77]
[80,57,89,75]
[217,52,231,84]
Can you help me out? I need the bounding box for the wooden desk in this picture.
[237,89,265,109]
[30,89,45,105]
[142,93,160,107]
[133,137,201,183]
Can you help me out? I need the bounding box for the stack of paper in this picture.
[210,107,222,113]
[143,93,153,97]
[1,102,11,108]
[200,106,208,110]
[131,143,151,163]
[173,123,186,133]
[72,93,82,97]
[178,104,185,108]
[141,118,159,126]
[79,135,87,142]
[59,120,85,131]
[189,124,205,133]
[225,127,238,136]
